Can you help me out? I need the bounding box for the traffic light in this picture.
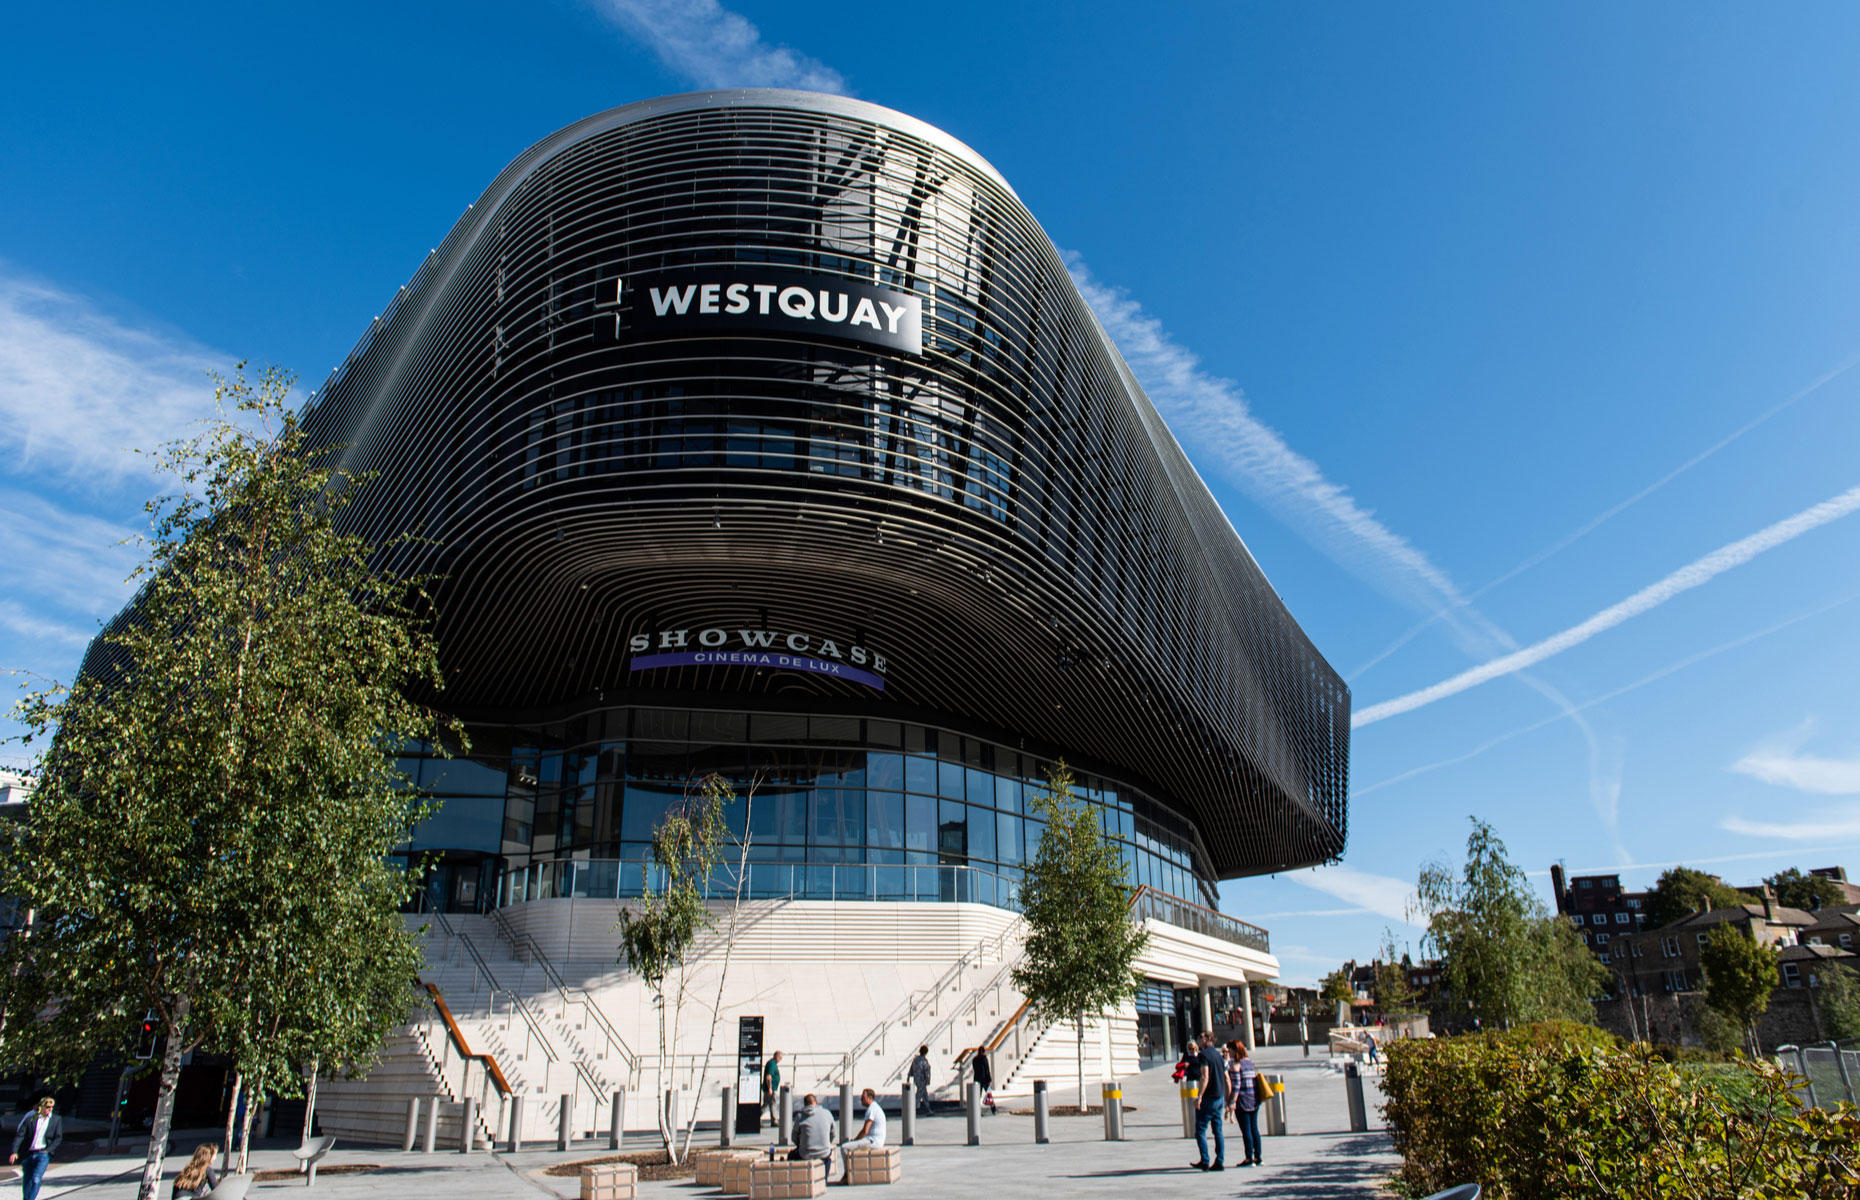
[136,1014,158,1060]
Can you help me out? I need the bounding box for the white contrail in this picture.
[1355,483,1860,727]
[589,0,848,94]
[1353,588,1860,796]
[1349,347,1860,681]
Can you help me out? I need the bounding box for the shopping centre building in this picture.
[269,89,1350,1144]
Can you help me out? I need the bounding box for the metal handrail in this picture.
[422,983,513,1095]
[835,920,1022,1085]
[486,906,640,1081]
[889,950,1024,1084]
[430,911,559,1067]
[1129,885,1271,953]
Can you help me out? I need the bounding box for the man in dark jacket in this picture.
[10,1096,63,1200]
[908,1046,932,1115]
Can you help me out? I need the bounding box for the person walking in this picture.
[761,1051,784,1123]
[1188,1030,1229,1171]
[909,1046,932,1115]
[969,1048,995,1115]
[1228,1042,1262,1167]
[170,1143,222,1200]
[9,1096,63,1200]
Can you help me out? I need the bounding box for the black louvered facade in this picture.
[279,90,1348,905]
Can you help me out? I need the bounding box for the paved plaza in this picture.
[31,1047,1396,1198]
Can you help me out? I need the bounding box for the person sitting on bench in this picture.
[789,1093,834,1172]
[835,1088,886,1185]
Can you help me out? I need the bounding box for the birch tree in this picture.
[0,367,453,1200]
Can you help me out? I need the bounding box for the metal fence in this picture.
[1775,1039,1860,1108]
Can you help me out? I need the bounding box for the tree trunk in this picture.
[237,1086,260,1174]
[301,1060,321,1145]
[221,1071,242,1173]
[1075,1018,1086,1112]
[136,994,190,1200]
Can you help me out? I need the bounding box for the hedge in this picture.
[1381,1021,1860,1199]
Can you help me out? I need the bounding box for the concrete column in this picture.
[507,1095,524,1153]
[1197,983,1213,1036]
[403,1098,421,1152]
[1032,1080,1049,1145]
[965,1082,981,1145]
[777,1084,792,1146]
[899,1083,915,1146]
[459,1097,477,1153]
[1344,1062,1368,1132]
[1240,982,1256,1046]
[559,1094,574,1151]
[839,1081,854,1143]
[720,1085,735,1147]
[609,1089,624,1150]
[422,1094,441,1153]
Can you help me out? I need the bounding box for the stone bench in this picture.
[721,1152,765,1196]
[749,1156,826,1199]
[580,1161,639,1200]
[844,1146,902,1185]
[695,1148,762,1188]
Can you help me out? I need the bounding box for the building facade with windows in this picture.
[212,90,1351,1142]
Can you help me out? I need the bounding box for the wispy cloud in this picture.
[0,266,225,483]
[1721,806,1860,841]
[1729,721,1860,795]
[1355,483,1860,727]
[1282,863,1420,926]
[588,0,848,93]
[1068,256,1630,850]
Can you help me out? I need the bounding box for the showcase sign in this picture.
[627,625,888,691]
[601,270,923,356]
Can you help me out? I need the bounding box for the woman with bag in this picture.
[1227,1042,1264,1167]
[171,1143,221,1200]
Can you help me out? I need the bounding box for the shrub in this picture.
[1382,1022,1860,1199]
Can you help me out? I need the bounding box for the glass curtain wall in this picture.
[397,706,1217,913]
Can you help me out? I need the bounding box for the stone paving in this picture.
[36,1045,1396,1198]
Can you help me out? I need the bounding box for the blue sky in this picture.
[5,2,1860,983]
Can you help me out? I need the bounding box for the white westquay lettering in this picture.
[699,283,722,313]
[778,286,815,319]
[725,283,751,314]
[819,290,848,322]
[651,285,697,316]
[879,301,908,333]
[753,283,779,314]
[850,297,881,329]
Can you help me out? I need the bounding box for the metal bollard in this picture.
[777,1084,793,1146]
[1345,1062,1368,1133]
[1102,1082,1124,1141]
[459,1096,477,1153]
[1180,1082,1199,1138]
[721,1085,735,1147]
[1265,1075,1287,1136]
[900,1082,915,1146]
[965,1082,981,1145]
[559,1094,574,1151]
[1032,1080,1049,1145]
[609,1089,625,1150]
[840,1081,854,1143]
[403,1097,421,1152]
[507,1094,524,1153]
[423,1093,441,1152]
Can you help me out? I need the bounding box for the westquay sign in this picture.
[627,625,888,691]
[600,270,924,356]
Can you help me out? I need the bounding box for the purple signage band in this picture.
[629,650,886,691]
